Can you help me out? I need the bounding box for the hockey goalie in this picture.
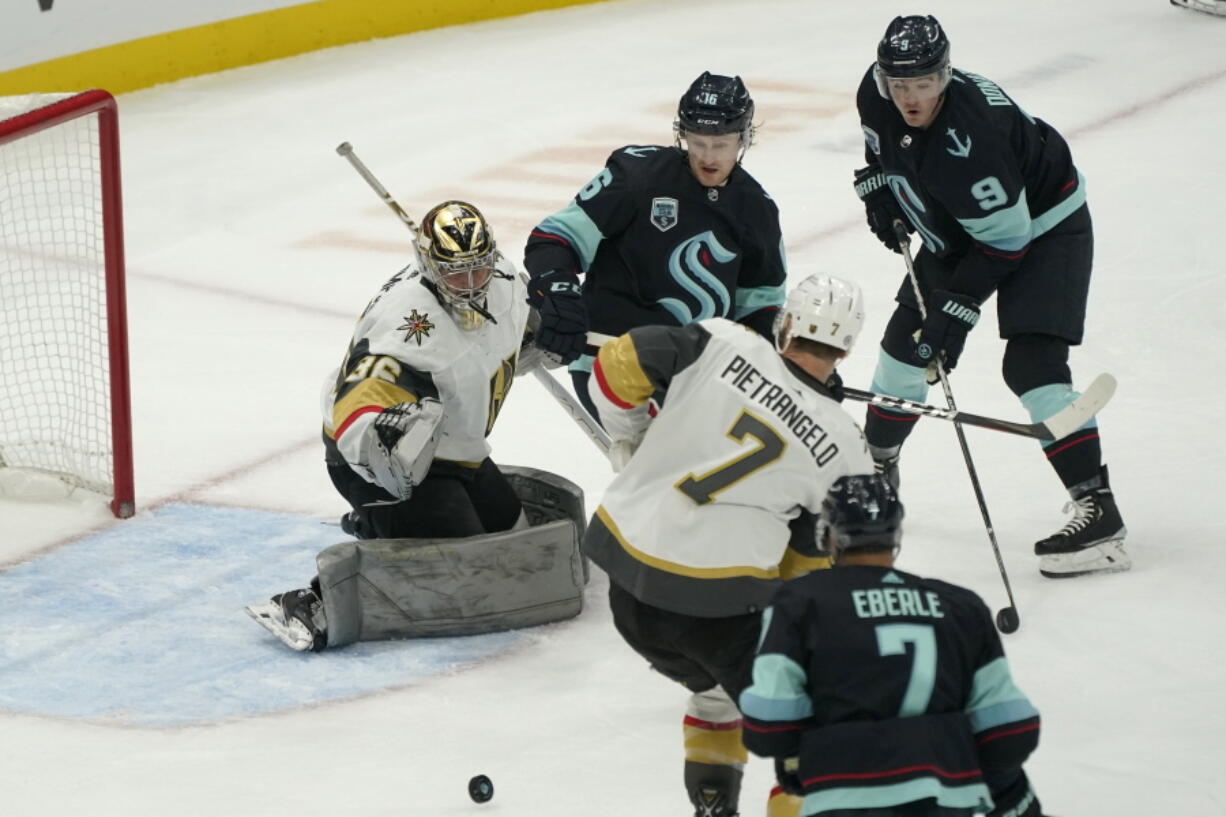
[247,201,586,652]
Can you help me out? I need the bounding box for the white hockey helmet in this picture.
[773,274,866,354]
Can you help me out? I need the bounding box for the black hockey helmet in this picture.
[874,15,952,98]
[819,474,904,555]
[676,71,755,139]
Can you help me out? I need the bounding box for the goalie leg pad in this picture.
[316,467,588,647]
[316,517,585,646]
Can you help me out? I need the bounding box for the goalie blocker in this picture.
[248,466,589,650]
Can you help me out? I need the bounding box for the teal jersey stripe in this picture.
[957,190,1033,253]
[967,699,1040,734]
[739,653,813,722]
[567,352,596,375]
[870,347,931,403]
[1020,382,1096,448]
[1032,171,1087,239]
[801,779,992,815]
[537,202,606,271]
[733,281,787,320]
[964,656,1039,731]
[957,171,1087,253]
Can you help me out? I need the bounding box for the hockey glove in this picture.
[774,757,804,797]
[528,269,588,365]
[913,289,980,373]
[366,398,444,501]
[853,165,910,253]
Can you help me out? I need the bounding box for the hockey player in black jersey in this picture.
[852,15,1128,578]
[523,71,787,419]
[740,474,1045,817]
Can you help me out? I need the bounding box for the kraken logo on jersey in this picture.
[650,197,679,232]
[658,231,738,324]
[398,309,435,346]
[885,175,946,253]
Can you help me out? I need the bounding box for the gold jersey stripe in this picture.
[330,379,417,436]
[595,334,654,407]
[595,506,781,581]
[778,548,832,581]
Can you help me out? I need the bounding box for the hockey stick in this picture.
[532,369,612,455]
[335,141,611,459]
[844,376,1114,442]
[893,221,1019,634]
[584,331,1113,442]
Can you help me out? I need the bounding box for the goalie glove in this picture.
[362,398,445,501]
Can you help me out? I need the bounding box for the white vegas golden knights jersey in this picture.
[322,255,528,473]
[586,318,875,617]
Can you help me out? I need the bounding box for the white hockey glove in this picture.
[362,398,445,501]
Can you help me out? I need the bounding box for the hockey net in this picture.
[0,90,134,518]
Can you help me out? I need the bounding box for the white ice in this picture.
[2,0,1224,814]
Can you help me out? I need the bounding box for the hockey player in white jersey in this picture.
[248,200,567,652]
[583,274,875,817]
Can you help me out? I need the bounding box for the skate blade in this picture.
[244,602,314,651]
[1040,539,1131,578]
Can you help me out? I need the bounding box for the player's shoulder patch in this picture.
[650,196,679,231]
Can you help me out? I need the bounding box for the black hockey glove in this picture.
[853,165,910,253]
[913,290,980,373]
[774,757,804,797]
[527,269,588,365]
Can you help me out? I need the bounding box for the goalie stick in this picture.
[584,331,1114,443]
[335,141,613,459]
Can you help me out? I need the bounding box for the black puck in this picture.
[468,774,494,803]
[995,607,1019,634]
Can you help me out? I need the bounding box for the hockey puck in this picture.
[468,774,494,803]
[995,607,1020,634]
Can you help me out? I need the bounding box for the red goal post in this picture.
[0,90,135,518]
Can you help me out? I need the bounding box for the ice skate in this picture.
[1034,466,1129,578]
[245,588,328,651]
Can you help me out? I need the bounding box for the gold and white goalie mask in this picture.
[417,200,502,330]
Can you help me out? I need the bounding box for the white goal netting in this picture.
[0,92,123,505]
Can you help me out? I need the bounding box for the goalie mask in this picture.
[417,200,501,330]
[773,274,866,354]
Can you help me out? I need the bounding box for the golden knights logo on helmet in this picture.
[417,200,501,330]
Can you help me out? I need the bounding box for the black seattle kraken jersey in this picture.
[857,66,1087,298]
[524,145,786,338]
[739,565,1040,809]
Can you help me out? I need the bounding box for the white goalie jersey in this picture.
[584,319,875,617]
[322,255,528,477]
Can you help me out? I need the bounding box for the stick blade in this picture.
[1042,373,1117,440]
